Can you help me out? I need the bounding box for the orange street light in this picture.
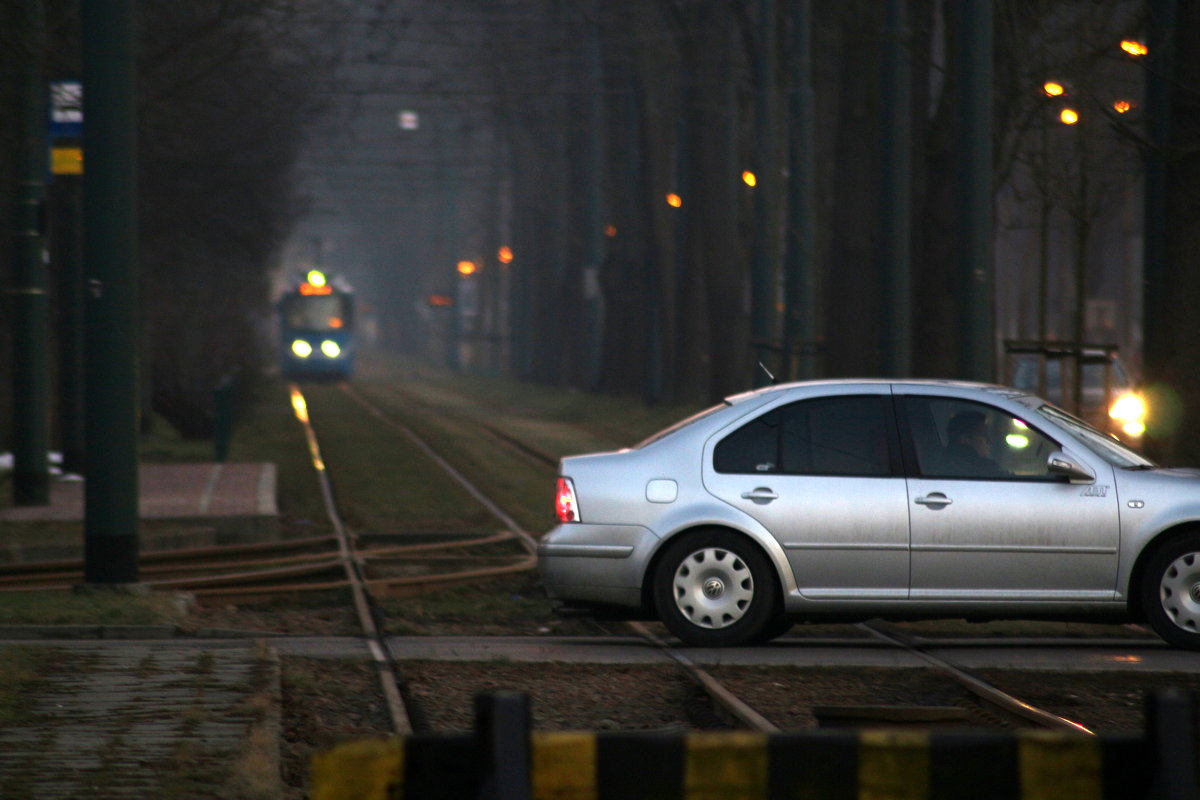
[665,193,682,208]
[1113,99,1133,114]
[1120,40,1148,57]
[1043,81,1066,97]
[742,170,757,187]
[604,224,617,238]
[497,246,513,264]
[457,260,477,276]
[1059,108,1080,125]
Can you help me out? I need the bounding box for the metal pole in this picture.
[56,177,86,477]
[82,0,140,584]
[880,0,912,377]
[784,0,818,381]
[1143,0,1176,457]
[1072,132,1089,415]
[955,0,995,382]
[751,0,779,385]
[11,0,50,506]
[583,0,606,390]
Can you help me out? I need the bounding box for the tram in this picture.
[278,269,355,379]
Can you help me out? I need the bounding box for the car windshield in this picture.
[1036,404,1156,469]
[633,402,728,449]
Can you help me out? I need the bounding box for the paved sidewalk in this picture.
[0,463,279,562]
[0,463,276,522]
[0,638,281,799]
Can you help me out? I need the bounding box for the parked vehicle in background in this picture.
[1005,342,1146,443]
[539,380,1200,649]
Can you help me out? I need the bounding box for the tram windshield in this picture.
[285,295,349,331]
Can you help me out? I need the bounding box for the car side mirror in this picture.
[1047,451,1094,483]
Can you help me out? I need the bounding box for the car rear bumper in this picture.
[537,523,658,609]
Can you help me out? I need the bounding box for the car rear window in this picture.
[633,403,729,449]
[715,396,892,477]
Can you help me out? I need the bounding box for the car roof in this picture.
[723,378,1026,405]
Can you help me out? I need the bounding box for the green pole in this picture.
[56,177,86,477]
[82,0,140,584]
[583,0,605,390]
[11,0,50,506]
[955,0,994,382]
[751,0,779,385]
[784,0,817,380]
[880,0,912,378]
[1142,0,1175,459]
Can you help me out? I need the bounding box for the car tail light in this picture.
[555,477,579,523]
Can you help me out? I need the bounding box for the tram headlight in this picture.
[320,340,341,358]
[291,339,313,359]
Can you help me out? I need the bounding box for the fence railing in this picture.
[312,689,1200,800]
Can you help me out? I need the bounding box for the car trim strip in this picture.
[538,544,635,559]
[911,544,1117,554]
[783,542,908,551]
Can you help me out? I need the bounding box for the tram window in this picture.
[286,296,349,331]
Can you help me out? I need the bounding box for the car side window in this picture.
[902,397,1058,480]
[715,396,892,477]
[714,409,780,473]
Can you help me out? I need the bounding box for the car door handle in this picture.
[914,493,952,508]
[740,488,779,502]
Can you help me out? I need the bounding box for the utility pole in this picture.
[582,0,605,391]
[1142,0,1176,460]
[956,0,994,382]
[784,0,817,381]
[82,0,140,584]
[751,0,779,385]
[880,0,912,378]
[11,0,50,506]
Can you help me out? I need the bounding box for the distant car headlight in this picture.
[1109,392,1147,437]
[291,339,313,358]
[320,340,341,358]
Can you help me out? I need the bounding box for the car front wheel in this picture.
[653,530,779,646]
[1141,533,1200,650]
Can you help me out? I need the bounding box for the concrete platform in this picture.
[0,463,278,555]
[0,639,281,799]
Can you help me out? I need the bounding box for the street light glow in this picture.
[742,171,757,187]
[457,260,477,276]
[666,193,682,208]
[497,246,513,264]
[1043,81,1065,97]
[1120,40,1149,57]
[1059,108,1080,125]
[1113,100,1133,114]
[604,224,617,237]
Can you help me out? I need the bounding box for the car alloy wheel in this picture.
[653,529,779,646]
[1141,533,1200,650]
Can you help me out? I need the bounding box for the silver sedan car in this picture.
[538,380,1200,647]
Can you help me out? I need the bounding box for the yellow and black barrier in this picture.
[312,690,1196,800]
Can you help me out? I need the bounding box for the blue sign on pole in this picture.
[49,80,83,139]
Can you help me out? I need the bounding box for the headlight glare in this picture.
[1122,421,1146,437]
[291,339,313,358]
[1109,392,1147,424]
[320,340,341,358]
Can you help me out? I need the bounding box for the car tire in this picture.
[653,530,780,646]
[1141,533,1200,650]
